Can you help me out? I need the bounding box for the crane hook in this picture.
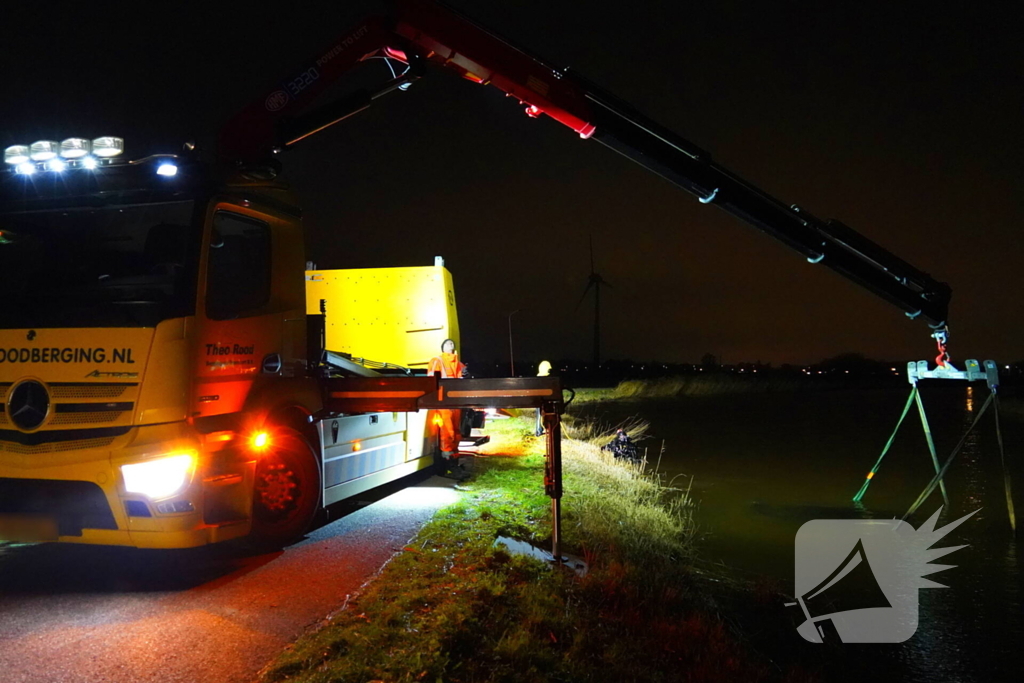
[932,326,952,369]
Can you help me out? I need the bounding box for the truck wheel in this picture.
[250,427,321,548]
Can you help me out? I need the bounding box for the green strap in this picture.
[905,391,994,521]
[853,387,917,503]
[915,387,950,506]
[993,393,1017,533]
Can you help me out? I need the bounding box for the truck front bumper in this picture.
[0,422,255,549]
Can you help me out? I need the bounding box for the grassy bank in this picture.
[260,416,816,683]
[569,372,912,404]
[570,375,813,404]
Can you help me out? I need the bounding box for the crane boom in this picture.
[219,0,951,329]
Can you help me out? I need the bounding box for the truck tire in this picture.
[250,427,321,548]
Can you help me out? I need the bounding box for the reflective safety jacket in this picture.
[427,352,465,378]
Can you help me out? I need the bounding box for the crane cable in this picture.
[994,392,1017,532]
[853,387,917,503]
[901,389,1015,533]
[903,391,991,521]
[852,383,950,506]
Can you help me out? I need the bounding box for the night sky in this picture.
[3,1,1021,367]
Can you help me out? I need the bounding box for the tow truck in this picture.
[0,0,951,550]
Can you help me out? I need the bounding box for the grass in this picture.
[571,375,811,405]
[259,414,816,683]
[560,412,649,444]
[563,387,618,404]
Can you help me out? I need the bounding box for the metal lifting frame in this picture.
[324,375,567,559]
[853,359,1016,533]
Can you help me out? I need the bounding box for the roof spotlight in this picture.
[4,145,30,165]
[46,158,67,172]
[29,141,60,161]
[81,156,99,170]
[91,136,124,158]
[15,162,36,175]
[156,162,178,177]
[60,138,91,159]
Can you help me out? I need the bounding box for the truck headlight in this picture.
[121,453,196,499]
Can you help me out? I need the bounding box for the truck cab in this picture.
[0,148,443,548]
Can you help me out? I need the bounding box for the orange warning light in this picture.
[353,442,362,451]
[252,432,270,450]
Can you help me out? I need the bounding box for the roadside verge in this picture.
[259,414,818,682]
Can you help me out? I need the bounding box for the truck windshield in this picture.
[0,201,199,328]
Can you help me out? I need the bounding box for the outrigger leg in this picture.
[542,400,564,564]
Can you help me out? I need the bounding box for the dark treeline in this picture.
[470,352,1024,389]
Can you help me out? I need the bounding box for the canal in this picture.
[577,385,1021,682]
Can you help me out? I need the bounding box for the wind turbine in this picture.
[576,236,611,368]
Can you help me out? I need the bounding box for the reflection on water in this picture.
[579,387,1021,681]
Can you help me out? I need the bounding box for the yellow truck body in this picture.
[305,265,460,369]
[0,169,455,549]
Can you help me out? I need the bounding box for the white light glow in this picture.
[60,138,91,158]
[122,453,196,499]
[29,140,60,161]
[382,483,461,511]
[15,162,36,175]
[156,162,178,177]
[81,156,98,170]
[4,145,30,165]
[46,159,67,172]
[91,136,124,158]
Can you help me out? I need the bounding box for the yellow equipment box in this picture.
[305,265,460,370]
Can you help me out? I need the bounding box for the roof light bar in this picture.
[4,136,135,173]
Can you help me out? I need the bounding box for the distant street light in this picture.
[508,309,520,376]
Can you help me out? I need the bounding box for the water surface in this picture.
[578,387,1021,682]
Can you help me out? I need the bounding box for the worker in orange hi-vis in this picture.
[428,338,468,480]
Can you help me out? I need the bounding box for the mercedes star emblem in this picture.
[8,380,50,430]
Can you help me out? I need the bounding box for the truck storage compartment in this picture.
[320,412,410,490]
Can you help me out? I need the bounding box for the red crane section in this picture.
[218,0,597,163]
[219,0,951,332]
[391,0,596,137]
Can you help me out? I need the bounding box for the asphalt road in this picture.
[0,474,461,683]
